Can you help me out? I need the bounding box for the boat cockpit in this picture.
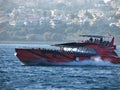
[79,35,112,46]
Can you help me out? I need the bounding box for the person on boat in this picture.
[100,38,103,44]
[94,38,99,44]
[89,37,93,43]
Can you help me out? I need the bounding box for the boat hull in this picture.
[15,48,99,66]
[15,48,120,65]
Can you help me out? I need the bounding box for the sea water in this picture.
[0,44,120,90]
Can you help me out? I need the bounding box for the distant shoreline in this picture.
[0,40,120,45]
[0,41,66,45]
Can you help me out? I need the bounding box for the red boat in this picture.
[15,35,120,65]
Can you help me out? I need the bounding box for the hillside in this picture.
[0,0,120,44]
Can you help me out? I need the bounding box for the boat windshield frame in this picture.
[79,35,105,38]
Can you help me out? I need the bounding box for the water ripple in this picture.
[0,44,120,90]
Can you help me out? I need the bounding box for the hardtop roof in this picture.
[79,35,107,38]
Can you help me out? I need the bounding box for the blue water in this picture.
[0,44,120,90]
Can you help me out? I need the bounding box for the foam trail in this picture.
[55,58,116,66]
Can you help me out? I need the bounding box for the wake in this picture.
[55,59,118,67]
